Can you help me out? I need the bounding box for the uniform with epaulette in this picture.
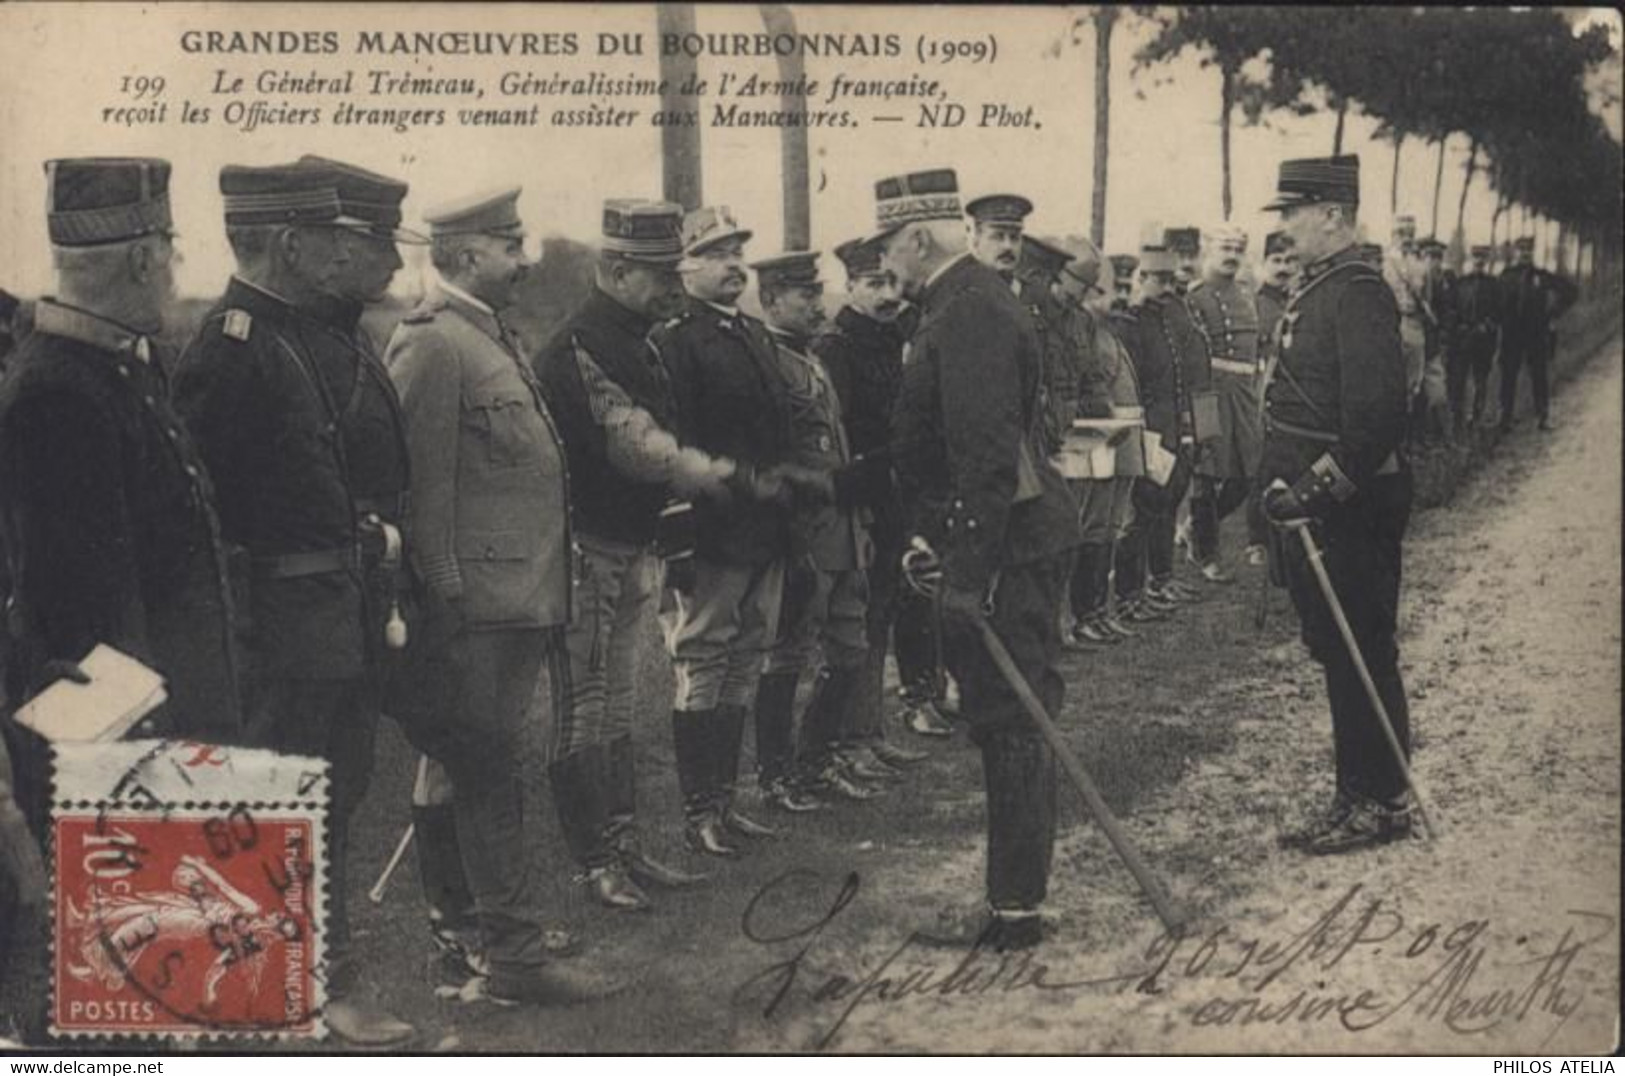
[1185,225,1267,578]
[1260,155,1415,855]
[879,169,1078,943]
[652,206,795,855]
[533,198,719,907]
[385,189,619,1007]
[171,157,420,1041]
[0,159,240,840]
[1495,235,1579,432]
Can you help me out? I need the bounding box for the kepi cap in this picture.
[220,160,343,229]
[46,157,173,247]
[965,193,1033,225]
[1164,227,1201,255]
[600,199,684,265]
[1469,244,1493,258]
[1514,235,1536,250]
[834,236,886,277]
[1263,155,1361,212]
[1138,245,1176,275]
[1264,230,1293,257]
[1108,254,1139,279]
[750,250,823,291]
[424,187,525,240]
[869,168,961,242]
[299,154,426,244]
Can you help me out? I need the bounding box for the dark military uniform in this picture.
[1496,256,1578,428]
[1,302,242,826]
[893,252,1079,912]
[1187,276,1266,565]
[1134,290,1203,588]
[1257,282,1292,358]
[1261,243,1412,808]
[1447,260,1501,429]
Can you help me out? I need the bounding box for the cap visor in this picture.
[1262,193,1312,213]
[685,226,754,258]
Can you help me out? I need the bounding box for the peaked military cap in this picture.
[298,154,426,243]
[834,236,885,277]
[424,187,525,240]
[1514,235,1536,251]
[1263,155,1361,211]
[1417,236,1446,255]
[1264,230,1293,257]
[1391,214,1417,238]
[1108,253,1139,279]
[1469,244,1493,259]
[965,193,1034,225]
[1163,227,1201,255]
[870,168,961,240]
[681,205,753,257]
[45,157,173,247]
[220,160,343,228]
[1139,245,1176,275]
[750,250,823,291]
[600,199,683,264]
[1021,234,1074,280]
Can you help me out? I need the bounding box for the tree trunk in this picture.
[759,4,809,248]
[657,3,702,210]
[1389,130,1404,217]
[1219,64,1235,221]
[1331,97,1348,155]
[1429,136,1447,238]
[1089,7,1117,247]
[1454,139,1478,239]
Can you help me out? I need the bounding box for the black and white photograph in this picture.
[0,1,1619,1057]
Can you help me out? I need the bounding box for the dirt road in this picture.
[341,341,1620,1055]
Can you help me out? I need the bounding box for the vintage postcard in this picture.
[0,1,1618,1057]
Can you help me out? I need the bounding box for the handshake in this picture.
[722,462,835,508]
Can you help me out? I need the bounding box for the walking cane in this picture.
[1288,521,1444,841]
[368,823,416,904]
[972,614,1187,932]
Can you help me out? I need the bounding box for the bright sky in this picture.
[1,3,1615,298]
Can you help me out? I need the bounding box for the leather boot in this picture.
[547,747,612,871]
[673,709,736,857]
[715,704,779,839]
[488,963,629,1007]
[753,672,800,789]
[605,735,708,888]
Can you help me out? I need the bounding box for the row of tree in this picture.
[1078,7,1620,276]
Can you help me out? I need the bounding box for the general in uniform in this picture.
[1260,155,1416,855]
[1496,235,1578,433]
[386,188,619,1006]
[172,158,418,1043]
[0,159,240,838]
[878,169,1079,950]
[653,207,795,857]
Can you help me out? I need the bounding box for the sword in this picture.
[368,822,416,904]
[1289,521,1443,841]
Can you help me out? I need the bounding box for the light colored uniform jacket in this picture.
[385,285,572,629]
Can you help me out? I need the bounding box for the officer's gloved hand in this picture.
[27,658,90,698]
[1263,479,1313,527]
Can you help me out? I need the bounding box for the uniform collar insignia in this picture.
[32,299,153,363]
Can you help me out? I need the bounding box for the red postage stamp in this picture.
[49,741,329,1041]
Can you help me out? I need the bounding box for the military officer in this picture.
[383,188,621,1006]
[653,207,805,857]
[536,199,794,907]
[1260,154,1416,855]
[1132,246,1206,608]
[1384,215,1432,420]
[0,159,241,841]
[1165,227,1202,295]
[1108,254,1139,312]
[815,239,947,747]
[750,251,893,809]
[172,158,416,1044]
[1186,225,1266,581]
[1496,236,1578,433]
[965,193,1031,282]
[1257,231,1298,350]
[878,168,1079,950]
[1448,244,1502,433]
